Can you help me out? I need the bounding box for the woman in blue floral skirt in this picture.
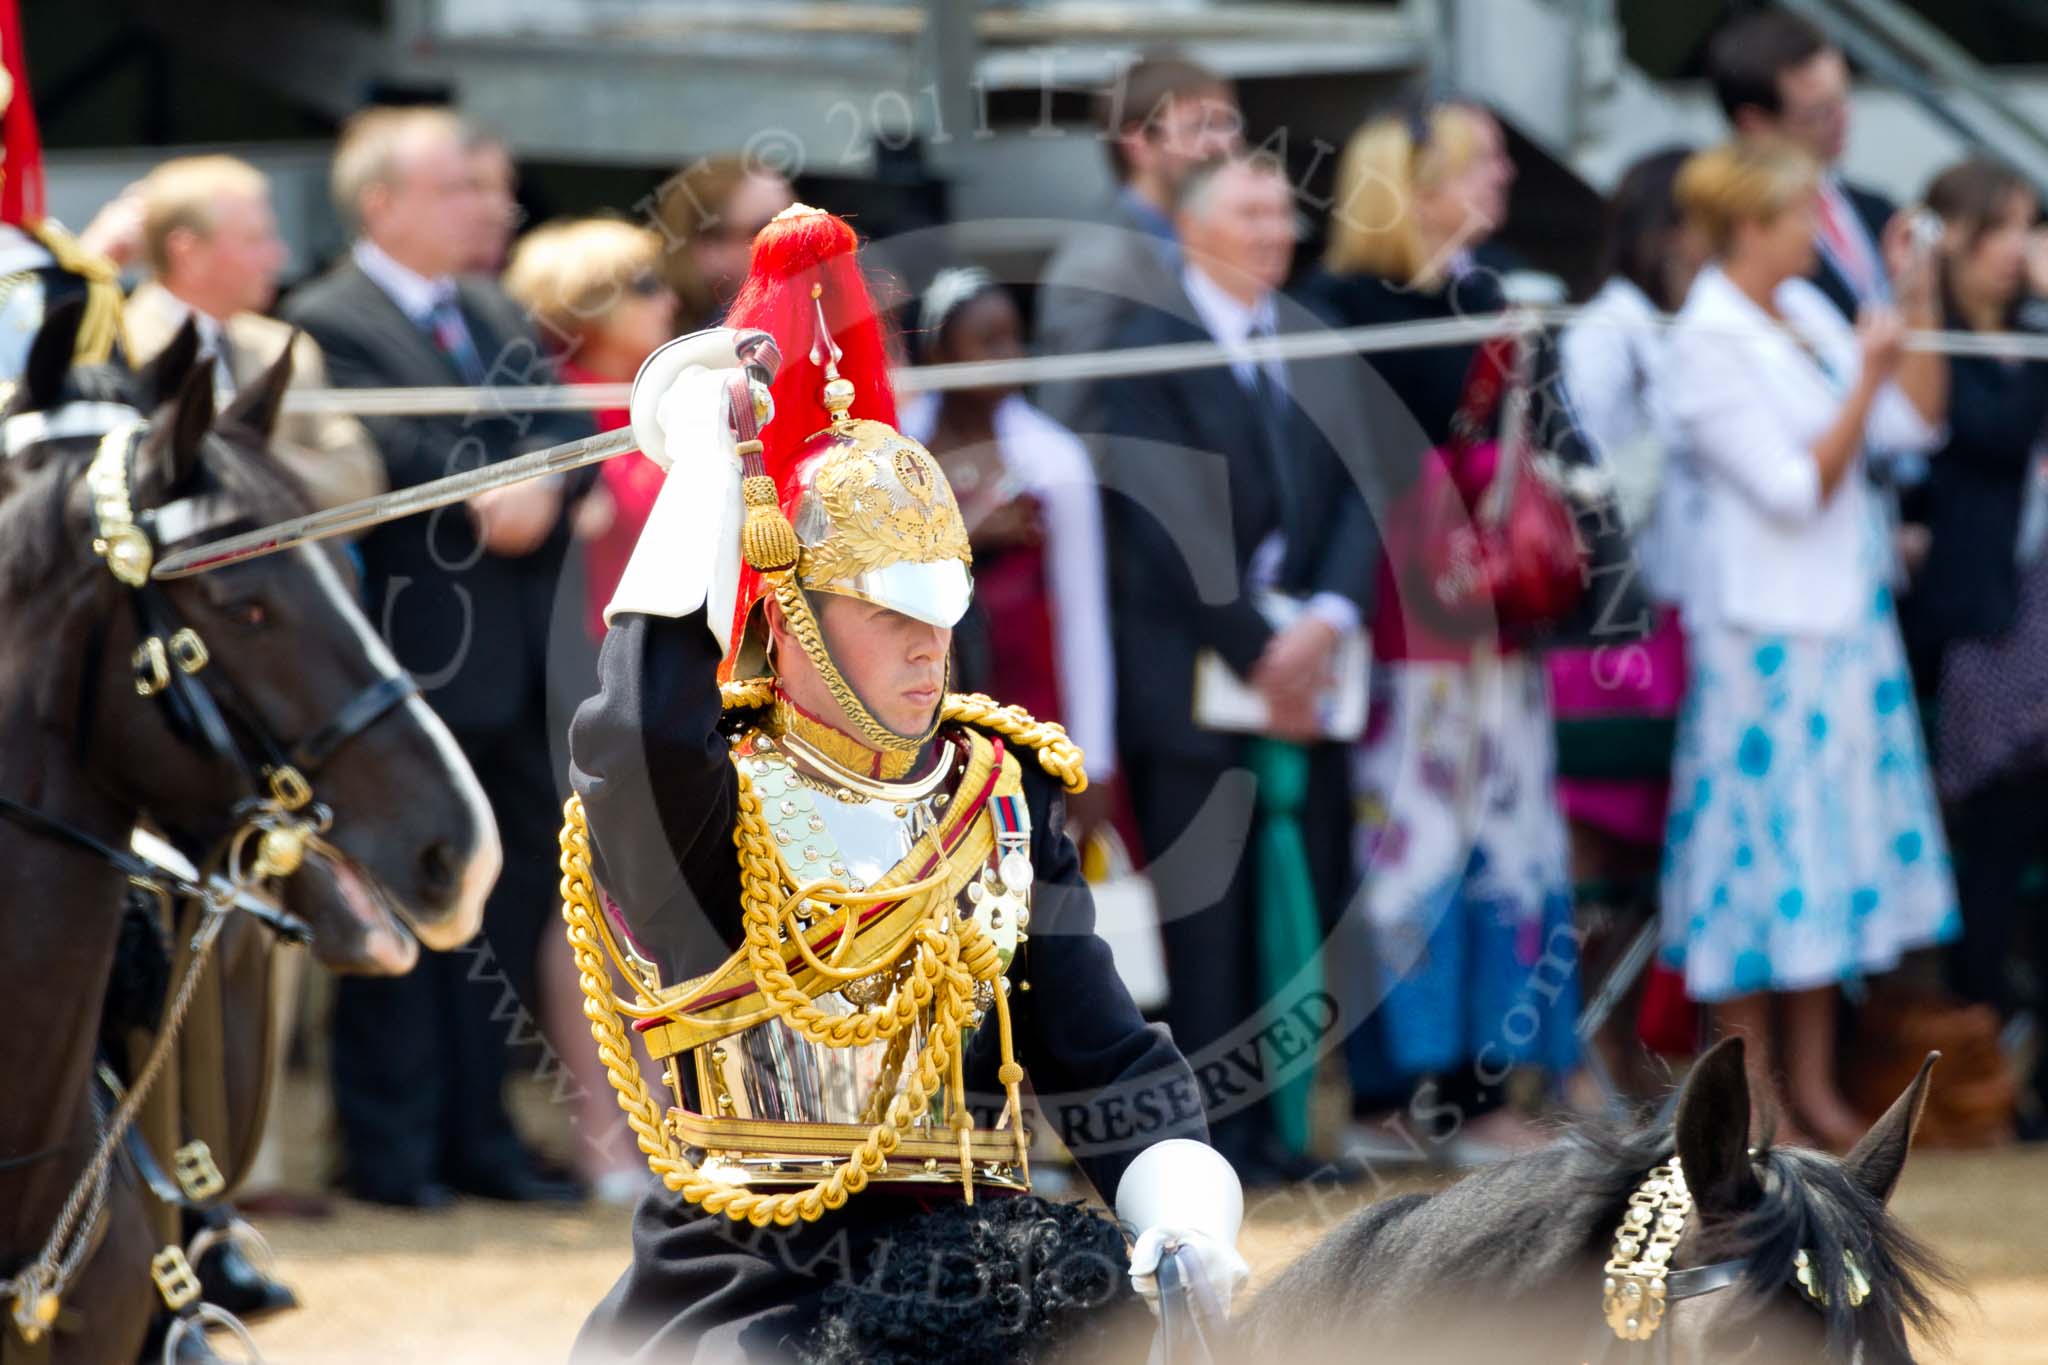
[1658,142,1958,1149]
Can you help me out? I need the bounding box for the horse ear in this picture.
[18,296,85,412]
[219,332,296,439]
[1673,1036,1763,1216]
[139,317,204,409]
[147,364,215,498]
[1843,1051,1937,1206]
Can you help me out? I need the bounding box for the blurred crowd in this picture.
[58,5,2048,1205]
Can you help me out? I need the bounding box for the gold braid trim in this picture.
[717,682,1087,795]
[722,677,777,710]
[642,731,999,1055]
[734,772,953,1050]
[561,783,1013,1221]
[27,219,124,367]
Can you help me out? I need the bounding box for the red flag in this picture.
[0,0,45,226]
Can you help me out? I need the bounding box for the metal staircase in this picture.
[1439,0,2048,199]
[1779,0,2048,195]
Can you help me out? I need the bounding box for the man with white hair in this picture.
[1097,151,1376,1186]
[126,154,383,508]
[285,105,594,1209]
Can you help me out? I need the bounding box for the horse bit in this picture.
[1588,1154,1872,1364]
[1,410,418,1358]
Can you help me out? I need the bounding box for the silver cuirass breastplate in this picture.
[703,730,1029,1130]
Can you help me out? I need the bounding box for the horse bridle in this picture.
[1,406,422,1348]
[1584,1154,1871,1365]
[0,409,417,918]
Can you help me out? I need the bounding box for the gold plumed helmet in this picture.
[719,206,972,758]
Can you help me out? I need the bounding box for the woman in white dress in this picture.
[1553,148,1703,867]
[1659,141,1956,1148]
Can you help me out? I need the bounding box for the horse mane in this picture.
[1567,1121,1955,1361]
[1242,1115,1954,1363]
[0,376,311,602]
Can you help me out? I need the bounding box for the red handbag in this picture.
[1391,328,1585,640]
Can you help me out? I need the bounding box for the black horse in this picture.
[0,304,500,1364]
[1234,1036,1953,1363]
[726,1046,1951,1365]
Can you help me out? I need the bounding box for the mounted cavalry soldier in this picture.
[561,205,1248,1362]
[116,193,1964,1365]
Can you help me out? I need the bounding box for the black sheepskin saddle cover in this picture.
[796,1194,1152,1365]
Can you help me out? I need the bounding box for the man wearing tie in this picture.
[1097,151,1376,1184]
[125,155,384,509]
[1708,8,1898,320]
[285,106,594,1208]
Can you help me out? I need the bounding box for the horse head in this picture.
[1653,1036,1952,1364]
[1,299,500,973]
[1233,1033,1953,1364]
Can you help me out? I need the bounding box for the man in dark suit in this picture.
[285,106,594,1207]
[1097,152,1376,1183]
[1034,54,1241,437]
[1708,8,1899,321]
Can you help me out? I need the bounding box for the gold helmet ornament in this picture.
[718,206,973,763]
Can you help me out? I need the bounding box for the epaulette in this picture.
[717,680,1086,795]
[27,219,123,367]
[935,692,1086,795]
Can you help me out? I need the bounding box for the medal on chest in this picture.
[965,792,1032,956]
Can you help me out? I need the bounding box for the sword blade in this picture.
[151,426,639,579]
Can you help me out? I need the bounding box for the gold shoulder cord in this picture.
[720,677,1088,794]
[28,219,125,366]
[559,688,1081,1224]
[937,690,1088,794]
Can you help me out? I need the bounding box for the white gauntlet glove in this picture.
[1116,1139,1250,1317]
[605,328,773,643]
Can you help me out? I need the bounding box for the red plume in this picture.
[724,206,897,496]
[717,206,898,676]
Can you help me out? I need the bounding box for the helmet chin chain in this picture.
[770,578,944,772]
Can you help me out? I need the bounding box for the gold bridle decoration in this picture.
[1601,1154,1876,1348]
[558,691,1083,1224]
[1604,1157,1693,1341]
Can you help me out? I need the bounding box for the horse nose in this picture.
[418,839,465,903]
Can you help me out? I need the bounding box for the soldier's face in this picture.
[773,592,950,740]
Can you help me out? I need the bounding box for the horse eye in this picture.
[226,601,269,629]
